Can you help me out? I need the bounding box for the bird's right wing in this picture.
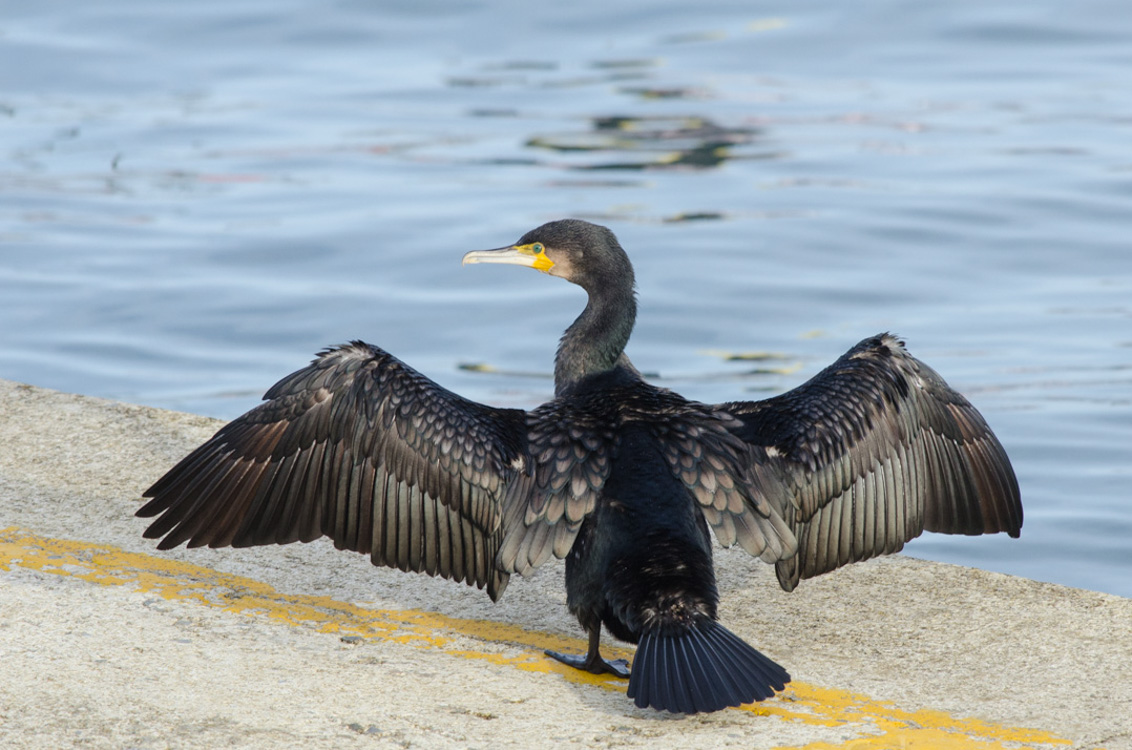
[719,334,1021,591]
[137,342,530,601]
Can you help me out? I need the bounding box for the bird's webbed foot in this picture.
[545,649,631,678]
[545,626,631,678]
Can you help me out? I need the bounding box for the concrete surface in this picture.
[1,377,1129,749]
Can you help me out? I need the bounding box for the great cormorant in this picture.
[137,219,1022,714]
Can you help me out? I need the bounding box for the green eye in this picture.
[532,243,544,253]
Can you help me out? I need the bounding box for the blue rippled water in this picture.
[1,1,1129,596]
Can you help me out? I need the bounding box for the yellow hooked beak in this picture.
[462,243,555,273]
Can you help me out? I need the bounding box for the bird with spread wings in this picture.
[139,220,1021,715]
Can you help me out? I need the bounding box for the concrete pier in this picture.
[1,378,1128,749]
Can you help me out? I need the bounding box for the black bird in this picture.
[137,219,1022,714]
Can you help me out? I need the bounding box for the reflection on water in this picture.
[528,115,768,171]
[1,0,1130,598]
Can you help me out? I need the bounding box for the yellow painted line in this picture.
[1,527,1070,749]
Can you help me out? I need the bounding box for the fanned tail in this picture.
[626,619,789,714]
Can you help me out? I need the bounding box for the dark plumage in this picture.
[138,219,1022,714]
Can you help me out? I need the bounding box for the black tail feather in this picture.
[626,620,789,714]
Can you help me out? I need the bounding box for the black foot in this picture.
[545,649,631,678]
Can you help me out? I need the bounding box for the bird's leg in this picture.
[545,625,631,678]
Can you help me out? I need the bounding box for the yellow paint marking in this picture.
[0,527,631,691]
[1,527,1069,749]
[768,684,1071,749]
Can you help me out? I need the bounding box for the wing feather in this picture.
[720,333,1022,591]
[496,399,614,576]
[138,341,529,601]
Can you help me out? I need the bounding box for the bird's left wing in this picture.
[496,398,616,576]
[137,341,529,601]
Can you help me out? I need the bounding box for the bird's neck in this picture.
[554,287,637,396]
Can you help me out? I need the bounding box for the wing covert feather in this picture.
[497,403,615,575]
[652,408,796,563]
[497,372,798,574]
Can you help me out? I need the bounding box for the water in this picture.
[1,1,1130,598]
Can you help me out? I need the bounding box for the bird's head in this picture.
[462,219,633,295]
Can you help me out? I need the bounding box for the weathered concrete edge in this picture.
[1,378,1129,750]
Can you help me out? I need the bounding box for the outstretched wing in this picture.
[138,341,529,601]
[720,334,1022,591]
